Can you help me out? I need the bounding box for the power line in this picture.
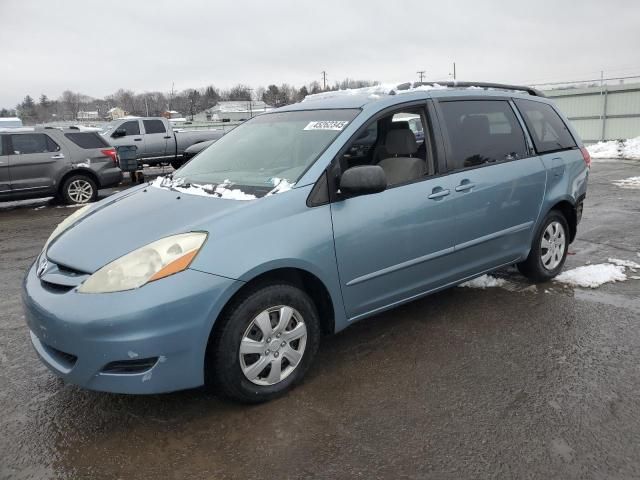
[528,74,640,87]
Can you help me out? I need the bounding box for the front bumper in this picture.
[22,262,239,394]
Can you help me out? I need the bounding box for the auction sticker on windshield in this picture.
[304,121,349,131]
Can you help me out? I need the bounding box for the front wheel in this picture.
[517,210,569,282]
[206,283,321,403]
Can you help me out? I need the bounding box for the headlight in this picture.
[42,205,92,253]
[78,232,207,293]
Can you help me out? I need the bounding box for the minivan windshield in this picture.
[174,109,359,194]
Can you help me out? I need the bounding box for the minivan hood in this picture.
[46,184,249,273]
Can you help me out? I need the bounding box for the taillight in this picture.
[580,146,591,168]
[101,148,119,167]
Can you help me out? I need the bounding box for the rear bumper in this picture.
[98,168,123,189]
[22,262,240,394]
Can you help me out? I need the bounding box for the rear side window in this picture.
[65,132,109,149]
[438,100,528,171]
[116,121,140,136]
[0,135,5,155]
[10,134,60,154]
[143,120,166,134]
[514,99,576,153]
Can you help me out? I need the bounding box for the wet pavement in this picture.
[1,160,639,479]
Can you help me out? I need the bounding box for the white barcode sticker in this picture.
[304,121,349,131]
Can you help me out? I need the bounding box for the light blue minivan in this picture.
[23,82,590,402]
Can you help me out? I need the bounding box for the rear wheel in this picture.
[206,283,320,403]
[517,210,569,282]
[60,174,97,205]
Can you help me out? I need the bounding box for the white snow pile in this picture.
[152,176,256,201]
[302,83,447,102]
[267,177,295,195]
[152,175,296,200]
[607,257,640,270]
[459,274,507,289]
[612,176,640,189]
[553,258,639,288]
[587,136,640,160]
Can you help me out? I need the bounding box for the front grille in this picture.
[101,357,158,374]
[38,260,88,292]
[41,280,74,293]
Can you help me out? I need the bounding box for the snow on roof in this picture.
[0,117,22,122]
[0,127,32,133]
[209,101,270,113]
[302,83,449,103]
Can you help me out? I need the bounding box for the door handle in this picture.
[133,138,142,141]
[428,188,450,200]
[163,136,172,139]
[455,182,475,192]
[50,154,65,159]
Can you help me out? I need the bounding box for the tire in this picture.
[517,210,569,282]
[60,174,98,205]
[206,283,321,403]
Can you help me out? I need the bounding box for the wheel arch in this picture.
[213,267,336,338]
[58,168,101,192]
[202,266,337,386]
[547,198,578,243]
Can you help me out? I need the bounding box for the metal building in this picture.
[543,83,640,143]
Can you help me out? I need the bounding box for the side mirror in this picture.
[339,165,387,197]
[112,128,127,138]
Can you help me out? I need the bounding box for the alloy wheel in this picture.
[67,179,94,204]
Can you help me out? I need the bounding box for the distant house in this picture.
[107,107,127,120]
[77,111,100,121]
[194,101,273,122]
[162,110,182,119]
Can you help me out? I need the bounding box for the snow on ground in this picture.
[459,274,507,289]
[608,257,640,270]
[612,176,640,189]
[554,263,627,288]
[587,136,640,160]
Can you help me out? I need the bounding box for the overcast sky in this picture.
[1,0,639,108]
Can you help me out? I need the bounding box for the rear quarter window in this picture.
[514,99,576,153]
[143,120,166,134]
[64,132,110,149]
[438,100,528,171]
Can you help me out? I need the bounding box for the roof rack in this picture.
[396,81,545,98]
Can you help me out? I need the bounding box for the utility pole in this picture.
[417,70,426,83]
[168,82,175,112]
[321,71,328,91]
[453,62,456,80]
[247,88,254,118]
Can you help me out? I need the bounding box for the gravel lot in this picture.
[1,160,639,479]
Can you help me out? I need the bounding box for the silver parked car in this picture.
[0,127,122,204]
